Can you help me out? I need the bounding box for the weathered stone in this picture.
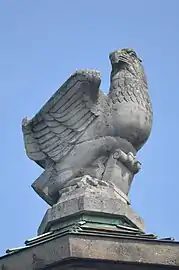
[0,233,179,269]
[38,176,145,234]
[22,48,152,207]
[1,47,178,270]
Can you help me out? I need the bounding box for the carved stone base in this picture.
[38,175,145,235]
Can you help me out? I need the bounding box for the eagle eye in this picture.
[127,50,142,62]
[129,51,137,57]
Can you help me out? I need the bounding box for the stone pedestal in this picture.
[1,229,179,269]
[38,175,144,235]
[1,176,179,269]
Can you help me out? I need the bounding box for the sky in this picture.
[0,0,179,255]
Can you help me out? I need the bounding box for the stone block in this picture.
[38,177,145,235]
[1,233,179,269]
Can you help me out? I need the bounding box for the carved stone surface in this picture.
[38,175,145,235]
[2,48,178,270]
[22,48,152,206]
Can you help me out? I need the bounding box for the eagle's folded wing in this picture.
[22,70,101,168]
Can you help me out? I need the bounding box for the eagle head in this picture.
[109,48,142,65]
[109,48,147,86]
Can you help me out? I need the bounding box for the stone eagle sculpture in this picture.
[22,48,152,206]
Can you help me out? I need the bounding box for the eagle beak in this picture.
[109,50,128,65]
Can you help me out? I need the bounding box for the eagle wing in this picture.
[22,70,101,168]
